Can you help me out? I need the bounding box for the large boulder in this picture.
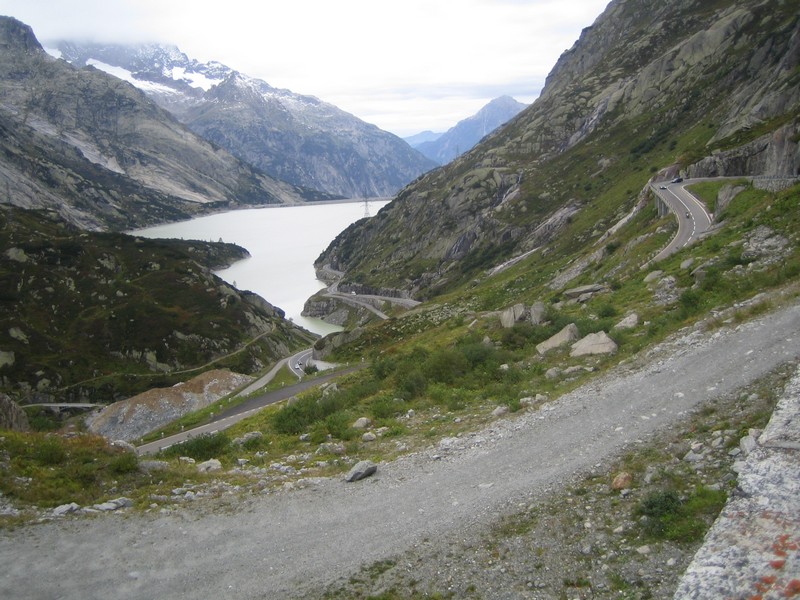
[529,301,547,325]
[345,460,377,482]
[536,323,580,355]
[614,313,639,330]
[500,303,527,328]
[570,331,618,357]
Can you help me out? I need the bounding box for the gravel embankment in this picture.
[1,300,798,600]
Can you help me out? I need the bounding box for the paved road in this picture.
[135,363,364,456]
[650,178,714,261]
[4,299,798,599]
[319,271,421,321]
[286,348,314,378]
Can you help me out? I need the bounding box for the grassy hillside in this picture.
[0,206,315,404]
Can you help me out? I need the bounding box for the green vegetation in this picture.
[160,432,231,462]
[637,487,728,542]
[0,208,313,403]
[0,431,147,508]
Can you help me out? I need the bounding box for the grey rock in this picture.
[643,270,663,283]
[94,497,133,511]
[0,393,29,431]
[233,431,263,446]
[196,459,222,473]
[614,313,639,330]
[53,502,81,517]
[345,460,377,482]
[138,460,168,474]
[563,284,607,299]
[500,303,527,328]
[352,417,371,429]
[536,323,580,355]
[317,442,346,456]
[545,367,562,380]
[570,331,618,357]
[110,440,137,454]
[362,432,377,442]
[529,301,547,325]
[739,433,758,456]
[492,405,510,417]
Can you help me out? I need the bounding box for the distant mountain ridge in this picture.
[0,17,323,231]
[409,96,528,165]
[403,130,444,147]
[50,41,437,198]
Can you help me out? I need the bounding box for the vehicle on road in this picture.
[671,177,683,183]
[686,212,690,218]
[659,185,667,189]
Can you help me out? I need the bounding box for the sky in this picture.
[1,0,610,137]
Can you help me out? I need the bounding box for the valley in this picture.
[0,0,799,598]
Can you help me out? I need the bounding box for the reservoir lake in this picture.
[133,199,390,336]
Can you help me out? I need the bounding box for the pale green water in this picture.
[132,200,389,336]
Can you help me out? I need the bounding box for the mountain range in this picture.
[316,0,800,300]
[407,95,528,165]
[1,2,800,594]
[49,41,437,199]
[0,17,329,231]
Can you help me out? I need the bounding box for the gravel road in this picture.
[2,300,798,600]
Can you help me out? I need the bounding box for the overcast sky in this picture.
[2,0,610,136]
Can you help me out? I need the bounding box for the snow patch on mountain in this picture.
[169,66,222,91]
[86,59,179,95]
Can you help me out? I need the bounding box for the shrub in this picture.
[324,412,356,440]
[423,348,469,384]
[637,487,726,542]
[597,304,618,318]
[371,395,404,419]
[108,451,139,475]
[34,437,67,466]
[162,432,229,461]
[396,368,427,399]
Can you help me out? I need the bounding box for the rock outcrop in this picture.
[86,369,252,441]
[674,365,800,598]
[0,393,29,431]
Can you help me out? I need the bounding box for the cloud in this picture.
[2,0,610,135]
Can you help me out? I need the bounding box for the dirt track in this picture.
[2,300,799,600]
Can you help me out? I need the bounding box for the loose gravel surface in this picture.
[1,300,799,600]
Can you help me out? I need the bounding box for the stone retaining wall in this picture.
[673,366,800,599]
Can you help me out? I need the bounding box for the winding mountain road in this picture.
[3,297,799,599]
[650,178,714,262]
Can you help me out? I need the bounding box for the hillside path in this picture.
[1,300,799,599]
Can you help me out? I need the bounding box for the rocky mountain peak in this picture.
[0,16,43,56]
[49,39,436,198]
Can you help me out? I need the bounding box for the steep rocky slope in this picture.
[316,0,800,298]
[0,18,322,231]
[50,41,437,199]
